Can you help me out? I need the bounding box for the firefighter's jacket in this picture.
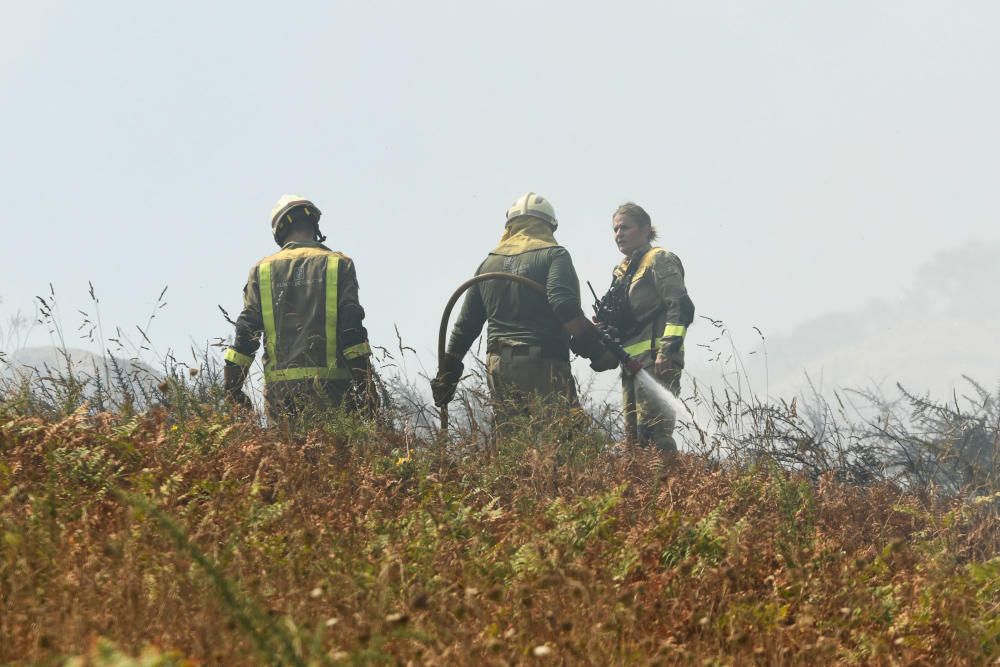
[224,241,371,382]
[614,243,695,366]
[447,219,585,362]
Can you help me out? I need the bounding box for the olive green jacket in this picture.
[614,244,695,366]
[224,241,371,382]
[447,245,585,362]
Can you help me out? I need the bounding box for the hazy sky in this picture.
[2,1,998,387]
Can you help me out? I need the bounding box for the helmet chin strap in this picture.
[315,227,327,244]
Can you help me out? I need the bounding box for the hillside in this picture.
[1,347,162,407]
[747,241,1000,401]
[1,402,997,665]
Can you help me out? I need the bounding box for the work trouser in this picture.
[485,342,577,428]
[622,360,682,454]
[264,378,354,426]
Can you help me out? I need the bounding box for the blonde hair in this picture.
[614,202,657,242]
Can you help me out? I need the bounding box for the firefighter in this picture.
[222,195,377,422]
[431,192,618,423]
[599,202,694,453]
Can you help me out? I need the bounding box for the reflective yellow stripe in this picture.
[259,262,276,373]
[325,256,339,368]
[258,256,350,384]
[624,324,686,358]
[264,366,351,382]
[663,324,687,338]
[224,348,253,367]
[343,342,371,360]
[623,337,661,357]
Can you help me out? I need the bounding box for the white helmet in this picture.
[270,194,322,246]
[506,192,557,230]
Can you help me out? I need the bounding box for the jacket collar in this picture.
[281,240,331,251]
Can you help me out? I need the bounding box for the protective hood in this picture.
[614,244,664,283]
[491,217,559,256]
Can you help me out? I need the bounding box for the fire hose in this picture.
[437,272,642,434]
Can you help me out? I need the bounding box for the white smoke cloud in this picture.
[730,240,1000,401]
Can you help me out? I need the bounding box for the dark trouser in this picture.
[485,343,577,428]
[265,378,354,426]
[622,366,682,453]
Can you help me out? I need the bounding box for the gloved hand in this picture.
[431,353,464,407]
[347,357,380,416]
[223,361,253,410]
[230,390,253,410]
[589,349,619,372]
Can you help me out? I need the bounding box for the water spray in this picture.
[589,318,698,432]
[633,368,695,427]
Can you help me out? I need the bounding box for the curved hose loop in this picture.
[437,272,547,435]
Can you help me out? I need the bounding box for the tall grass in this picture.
[1,388,998,663]
[0,299,997,664]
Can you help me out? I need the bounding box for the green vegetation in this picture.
[1,390,997,664]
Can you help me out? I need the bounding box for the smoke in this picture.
[697,240,1000,401]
